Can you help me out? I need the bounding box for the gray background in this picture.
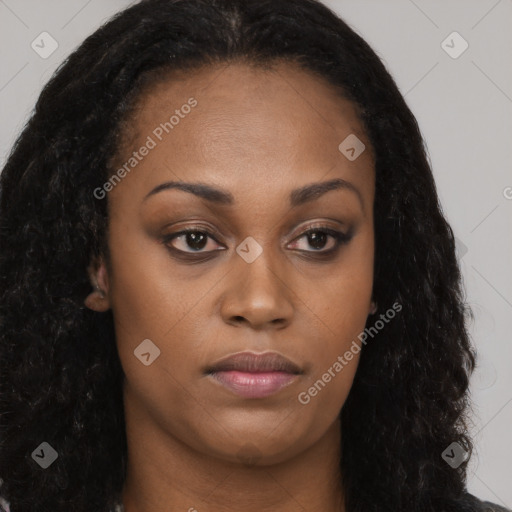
[0,0,510,507]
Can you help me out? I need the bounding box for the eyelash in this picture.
[161,224,353,261]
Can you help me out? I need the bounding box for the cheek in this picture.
[296,233,374,414]
[295,302,366,431]
[106,231,205,428]
[105,221,193,338]
[307,227,374,342]
[105,221,219,386]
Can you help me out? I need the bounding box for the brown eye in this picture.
[288,227,352,253]
[163,228,223,254]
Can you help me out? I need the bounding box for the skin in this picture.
[84,61,376,512]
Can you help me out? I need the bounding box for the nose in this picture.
[219,248,294,330]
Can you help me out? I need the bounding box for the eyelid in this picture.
[162,226,226,252]
[287,220,348,239]
[161,221,226,242]
[287,225,352,252]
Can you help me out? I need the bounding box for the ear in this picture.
[369,300,377,315]
[84,257,111,312]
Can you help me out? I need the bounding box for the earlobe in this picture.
[83,258,111,312]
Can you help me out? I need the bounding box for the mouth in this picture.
[204,351,303,399]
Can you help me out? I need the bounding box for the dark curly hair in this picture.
[0,0,503,511]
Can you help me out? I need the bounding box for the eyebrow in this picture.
[143,178,364,210]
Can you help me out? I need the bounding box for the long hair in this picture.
[0,1,479,510]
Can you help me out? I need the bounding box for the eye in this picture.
[163,228,224,254]
[287,226,352,254]
[162,224,352,260]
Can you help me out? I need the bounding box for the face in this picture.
[85,61,375,466]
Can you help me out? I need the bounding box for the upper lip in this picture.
[205,351,302,374]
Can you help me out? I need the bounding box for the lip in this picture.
[205,351,302,399]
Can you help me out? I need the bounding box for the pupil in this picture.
[309,231,327,250]
[187,232,207,250]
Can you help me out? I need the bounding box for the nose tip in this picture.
[220,251,293,329]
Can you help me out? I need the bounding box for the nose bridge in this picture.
[239,241,280,291]
[220,237,294,327]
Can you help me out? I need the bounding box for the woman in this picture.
[0,0,509,511]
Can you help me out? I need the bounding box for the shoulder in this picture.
[479,501,511,512]
[458,491,511,512]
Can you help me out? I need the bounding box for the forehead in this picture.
[109,61,374,210]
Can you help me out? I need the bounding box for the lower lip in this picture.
[209,370,299,398]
